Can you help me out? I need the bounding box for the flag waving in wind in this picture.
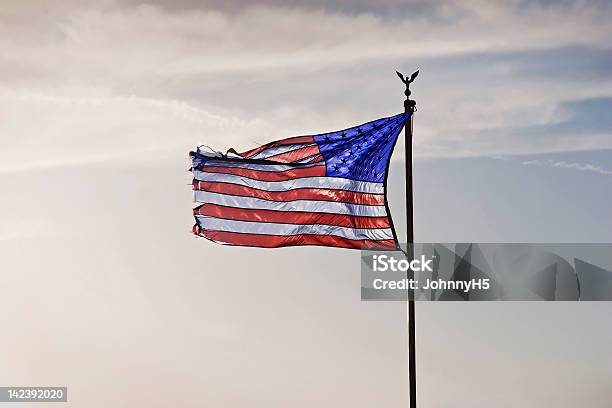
[190,112,409,250]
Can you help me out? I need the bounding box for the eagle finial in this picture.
[396,69,419,111]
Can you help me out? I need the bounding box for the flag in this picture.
[190,112,409,250]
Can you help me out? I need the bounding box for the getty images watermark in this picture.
[361,244,612,301]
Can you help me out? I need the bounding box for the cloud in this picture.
[522,158,612,175]
[3,1,611,80]
[1,0,612,170]
[0,90,272,172]
[449,96,612,157]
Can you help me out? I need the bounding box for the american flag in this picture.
[190,112,409,250]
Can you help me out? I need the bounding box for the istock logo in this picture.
[372,254,434,272]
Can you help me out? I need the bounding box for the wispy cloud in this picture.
[15,92,246,127]
[522,158,612,175]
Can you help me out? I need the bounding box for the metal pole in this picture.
[405,112,417,408]
[397,69,418,408]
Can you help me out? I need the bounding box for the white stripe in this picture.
[192,171,384,194]
[295,154,322,163]
[250,143,315,159]
[204,161,323,172]
[194,191,386,216]
[195,216,393,240]
[194,149,224,158]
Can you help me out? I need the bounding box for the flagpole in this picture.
[397,69,418,408]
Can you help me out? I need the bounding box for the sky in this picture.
[1,0,611,407]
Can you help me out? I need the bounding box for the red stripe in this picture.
[196,229,397,250]
[201,164,325,181]
[194,204,390,229]
[240,136,314,158]
[194,181,385,205]
[265,145,321,163]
